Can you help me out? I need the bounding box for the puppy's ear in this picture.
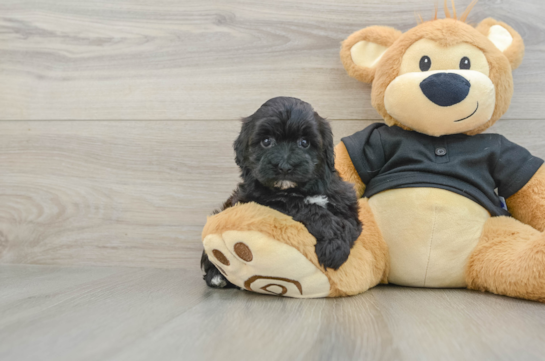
[315,113,335,172]
[233,116,253,169]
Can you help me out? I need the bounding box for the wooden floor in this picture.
[1,0,545,359]
[1,263,545,361]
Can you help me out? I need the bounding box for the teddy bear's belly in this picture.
[368,187,490,288]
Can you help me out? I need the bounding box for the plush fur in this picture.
[466,216,545,302]
[506,165,545,232]
[476,18,525,70]
[334,142,365,198]
[340,26,402,83]
[202,97,362,288]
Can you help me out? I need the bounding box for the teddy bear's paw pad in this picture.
[203,230,330,298]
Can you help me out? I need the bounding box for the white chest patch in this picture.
[304,195,329,208]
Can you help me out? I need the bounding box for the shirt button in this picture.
[435,147,447,156]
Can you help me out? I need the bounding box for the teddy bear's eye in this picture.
[460,57,471,70]
[419,56,431,71]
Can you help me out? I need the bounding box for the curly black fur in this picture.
[202,97,362,288]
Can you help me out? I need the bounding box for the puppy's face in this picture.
[250,115,320,190]
[235,97,334,191]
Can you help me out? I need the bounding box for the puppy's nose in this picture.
[278,162,293,174]
[420,73,470,107]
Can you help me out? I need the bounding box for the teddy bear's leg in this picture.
[466,216,545,302]
[203,230,332,297]
[202,199,388,297]
[326,198,389,296]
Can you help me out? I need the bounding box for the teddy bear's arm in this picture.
[334,142,366,198]
[506,165,545,232]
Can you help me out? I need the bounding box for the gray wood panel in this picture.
[0,119,543,268]
[1,264,544,361]
[1,2,545,358]
[1,0,544,121]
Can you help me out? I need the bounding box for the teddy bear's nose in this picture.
[420,72,471,107]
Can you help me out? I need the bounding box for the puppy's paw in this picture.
[203,231,331,298]
[315,239,351,270]
[204,266,231,288]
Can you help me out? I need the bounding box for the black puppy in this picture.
[202,97,362,288]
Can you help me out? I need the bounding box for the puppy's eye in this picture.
[419,56,431,71]
[261,138,273,148]
[460,56,471,70]
[298,138,310,149]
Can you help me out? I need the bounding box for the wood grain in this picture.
[1,2,544,358]
[0,119,543,268]
[1,264,544,361]
[1,0,544,120]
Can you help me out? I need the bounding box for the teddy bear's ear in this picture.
[340,26,402,83]
[476,18,525,70]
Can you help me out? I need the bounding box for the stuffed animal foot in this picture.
[201,201,389,298]
[203,230,331,298]
[467,216,545,303]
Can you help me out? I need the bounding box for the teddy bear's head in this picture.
[340,2,525,136]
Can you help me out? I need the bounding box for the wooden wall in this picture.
[1,0,544,268]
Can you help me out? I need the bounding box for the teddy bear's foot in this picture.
[203,230,331,298]
[467,216,545,303]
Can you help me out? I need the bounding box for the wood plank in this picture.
[1,264,544,361]
[1,0,544,120]
[0,265,208,361]
[0,119,543,268]
[0,120,244,268]
[370,287,545,361]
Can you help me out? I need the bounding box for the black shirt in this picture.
[341,123,544,216]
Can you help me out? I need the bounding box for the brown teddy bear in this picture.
[202,3,545,302]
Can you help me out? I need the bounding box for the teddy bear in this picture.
[202,3,545,302]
